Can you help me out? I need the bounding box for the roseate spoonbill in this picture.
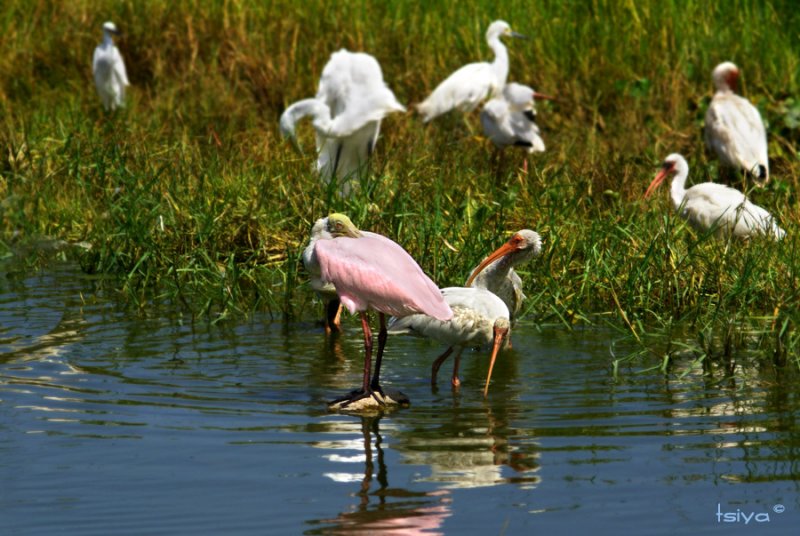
[280,50,406,196]
[309,214,453,408]
[93,22,129,111]
[302,217,343,333]
[481,83,553,154]
[466,229,542,322]
[416,21,526,123]
[704,62,769,184]
[388,287,510,396]
[644,154,785,240]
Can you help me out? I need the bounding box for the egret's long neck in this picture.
[488,37,509,87]
[102,32,114,47]
[670,169,688,211]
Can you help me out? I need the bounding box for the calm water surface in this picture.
[1,264,798,535]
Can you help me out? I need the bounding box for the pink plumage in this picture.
[315,231,453,321]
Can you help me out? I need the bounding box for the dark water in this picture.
[1,264,799,535]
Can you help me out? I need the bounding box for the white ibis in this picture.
[481,83,552,154]
[644,153,784,240]
[466,229,542,322]
[704,62,769,184]
[388,287,510,396]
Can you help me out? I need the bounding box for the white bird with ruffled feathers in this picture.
[93,21,129,111]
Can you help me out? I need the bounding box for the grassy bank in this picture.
[1,0,799,367]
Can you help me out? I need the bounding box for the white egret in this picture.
[704,62,769,184]
[416,20,526,123]
[389,287,510,396]
[280,50,406,196]
[92,21,129,111]
[644,154,784,240]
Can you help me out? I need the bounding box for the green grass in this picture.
[1,0,799,367]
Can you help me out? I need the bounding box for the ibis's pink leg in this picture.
[451,348,463,388]
[324,299,343,334]
[431,347,454,386]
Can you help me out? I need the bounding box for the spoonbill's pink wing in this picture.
[315,233,452,321]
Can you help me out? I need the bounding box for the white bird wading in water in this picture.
[388,287,510,396]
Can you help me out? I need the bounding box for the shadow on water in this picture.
[2,263,800,535]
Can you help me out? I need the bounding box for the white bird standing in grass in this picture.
[389,287,510,396]
[704,62,769,185]
[280,50,406,196]
[416,20,526,123]
[644,153,784,240]
[481,83,553,172]
[92,21,129,111]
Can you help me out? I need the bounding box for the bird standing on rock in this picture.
[307,214,453,410]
